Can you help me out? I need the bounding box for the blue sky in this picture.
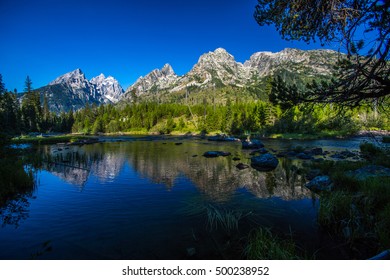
[0,0,333,92]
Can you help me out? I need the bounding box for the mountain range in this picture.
[30,47,340,112]
[32,69,124,113]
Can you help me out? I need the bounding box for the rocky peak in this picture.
[90,73,124,103]
[244,48,339,76]
[198,47,235,65]
[90,73,106,84]
[124,47,341,99]
[32,69,124,113]
[179,47,248,90]
[161,63,175,76]
[126,63,179,96]
[49,68,87,85]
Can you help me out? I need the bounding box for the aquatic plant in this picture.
[205,204,252,233]
[310,160,366,176]
[318,191,354,232]
[179,196,252,233]
[244,228,300,260]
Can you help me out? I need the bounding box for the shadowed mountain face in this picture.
[40,141,311,201]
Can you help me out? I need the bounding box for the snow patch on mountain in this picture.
[90,74,124,103]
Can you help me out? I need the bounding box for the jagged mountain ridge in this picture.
[124,47,340,98]
[24,47,340,112]
[33,69,124,113]
[128,63,178,94]
[90,73,124,103]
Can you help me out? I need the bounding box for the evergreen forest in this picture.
[0,74,389,140]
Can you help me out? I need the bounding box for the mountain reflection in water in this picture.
[0,139,322,260]
[42,141,312,201]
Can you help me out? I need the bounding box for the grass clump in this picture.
[332,171,361,192]
[317,172,390,256]
[358,177,390,208]
[244,228,300,260]
[310,160,366,178]
[318,191,354,231]
[206,205,251,233]
[360,142,382,158]
[310,143,390,256]
[359,142,390,167]
[376,203,390,249]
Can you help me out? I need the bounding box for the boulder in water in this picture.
[296,152,313,160]
[208,134,240,142]
[305,175,333,191]
[251,153,279,171]
[203,151,231,158]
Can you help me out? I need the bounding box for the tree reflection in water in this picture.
[1,140,320,259]
[0,156,37,228]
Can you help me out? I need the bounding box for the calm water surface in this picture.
[0,137,371,259]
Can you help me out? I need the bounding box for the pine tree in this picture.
[21,76,42,132]
[0,74,5,94]
[42,94,50,126]
[24,76,33,94]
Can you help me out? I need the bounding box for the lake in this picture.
[0,136,372,259]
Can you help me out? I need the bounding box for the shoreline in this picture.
[9,129,390,145]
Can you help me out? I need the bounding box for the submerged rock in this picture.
[203,151,219,158]
[296,152,313,160]
[203,151,231,158]
[331,150,357,159]
[236,163,250,170]
[305,175,333,192]
[249,148,268,155]
[286,151,297,157]
[251,153,279,171]
[311,147,323,156]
